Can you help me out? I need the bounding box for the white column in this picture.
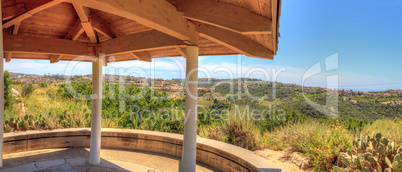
[179,46,199,172]
[0,0,5,167]
[89,53,103,164]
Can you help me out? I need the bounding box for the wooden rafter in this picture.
[102,30,182,56]
[177,0,272,34]
[4,35,89,56]
[60,0,198,44]
[91,14,122,38]
[50,55,64,63]
[81,21,98,43]
[65,19,84,40]
[91,18,114,39]
[72,4,98,43]
[129,52,152,62]
[271,0,278,54]
[3,0,63,28]
[195,22,274,60]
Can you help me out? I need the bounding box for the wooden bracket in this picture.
[88,43,107,66]
[88,43,102,57]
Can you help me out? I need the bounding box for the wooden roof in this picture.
[2,0,281,64]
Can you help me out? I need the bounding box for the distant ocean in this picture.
[339,88,400,92]
[341,88,387,92]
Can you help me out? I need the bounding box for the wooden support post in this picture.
[0,0,5,167]
[179,46,199,172]
[89,52,103,164]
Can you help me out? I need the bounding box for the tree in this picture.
[4,71,14,108]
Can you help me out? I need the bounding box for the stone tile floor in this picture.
[0,148,217,172]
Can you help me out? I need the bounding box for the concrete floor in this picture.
[1,148,218,172]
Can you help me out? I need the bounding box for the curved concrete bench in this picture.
[3,128,281,172]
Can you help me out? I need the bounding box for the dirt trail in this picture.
[254,149,312,172]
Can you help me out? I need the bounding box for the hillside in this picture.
[5,72,402,171]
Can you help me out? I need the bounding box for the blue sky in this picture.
[5,0,402,91]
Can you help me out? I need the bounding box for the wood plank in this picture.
[50,55,64,63]
[102,30,181,55]
[238,0,260,14]
[5,52,12,62]
[4,35,89,56]
[177,0,272,34]
[130,52,152,62]
[65,19,84,40]
[195,22,273,59]
[3,0,63,28]
[61,0,198,44]
[259,0,272,18]
[72,4,98,43]
[2,3,26,21]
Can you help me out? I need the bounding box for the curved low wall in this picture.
[3,128,281,172]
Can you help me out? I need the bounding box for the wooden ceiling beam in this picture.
[72,3,90,21]
[65,19,84,40]
[195,22,274,60]
[60,0,198,44]
[129,52,152,62]
[81,21,98,43]
[4,35,89,56]
[3,0,63,28]
[72,4,98,43]
[102,30,182,56]
[177,0,272,34]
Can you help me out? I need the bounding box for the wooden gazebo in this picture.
[0,0,281,171]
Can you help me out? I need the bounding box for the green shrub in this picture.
[21,83,35,97]
[38,82,48,88]
[263,120,353,171]
[199,125,225,141]
[200,106,262,150]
